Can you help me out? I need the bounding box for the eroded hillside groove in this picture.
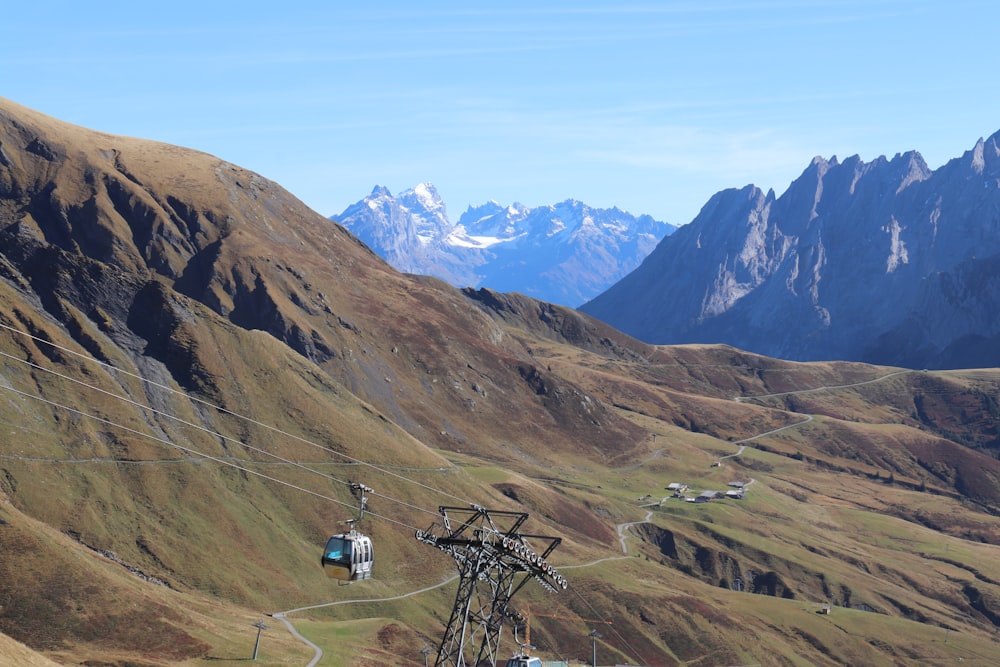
[2,98,999,666]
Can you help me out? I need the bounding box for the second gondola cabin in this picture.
[321,528,374,582]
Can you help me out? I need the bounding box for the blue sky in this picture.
[3,1,998,225]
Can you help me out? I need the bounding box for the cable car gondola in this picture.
[504,620,542,667]
[505,658,542,667]
[321,521,374,581]
[321,483,374,582]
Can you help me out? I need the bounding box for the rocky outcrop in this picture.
[581,133,1000,369]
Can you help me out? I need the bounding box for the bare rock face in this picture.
[582,134,1000,369]
[5,99,1000,667]
[0,98,649,465]
[334,185,676,307]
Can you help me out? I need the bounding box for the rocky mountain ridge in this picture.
[581,133,1000,369]
[334,184,675,307]
[2,98,1000,666]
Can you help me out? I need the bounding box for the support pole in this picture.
[589,628,601,667]
[252,620,269,660]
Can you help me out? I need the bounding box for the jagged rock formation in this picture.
[3,98,1000,667]
[581,135,1000,369]
[334,184,675,307]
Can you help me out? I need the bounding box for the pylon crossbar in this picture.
[415,505,567,667]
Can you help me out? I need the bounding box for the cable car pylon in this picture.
[415,505,567,667]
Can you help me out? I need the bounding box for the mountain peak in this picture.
[582,129,1000,369]
[337,187,675,307]
[398,182,448,222]
[411,182,439,199]
[5,98,1000,667]
[458,200,506,227]
[966,133,1000,175]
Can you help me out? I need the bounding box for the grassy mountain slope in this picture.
[1,98,999,666]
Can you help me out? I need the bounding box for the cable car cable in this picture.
[0,348,440,519]
[2,350,656,666]
[7,365,643,661]
[0,382,423,534]
[3,322,677,662]
[568,584,647,666]
[0,321,477,508]
[0,349,442,523]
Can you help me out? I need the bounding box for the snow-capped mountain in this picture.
[333,185,676,307]
[397,182,451,245]
[580,131,1000,370]
[333,184,451,274]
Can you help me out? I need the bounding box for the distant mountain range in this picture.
[6,98,1000,667]
[333,184,676,307]
[581,132,1000,370]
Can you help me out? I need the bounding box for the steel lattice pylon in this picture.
[415,505,567,667]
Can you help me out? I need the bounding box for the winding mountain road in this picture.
[270,574,460,665]
[612,368,916,556]
[617,509,654,553]
[271,613,324,667]
[275,368,918,663]
[733,369,915,403]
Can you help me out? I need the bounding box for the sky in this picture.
[3,1,999,226]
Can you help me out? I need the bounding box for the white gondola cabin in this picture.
[504,656,542,667]
[321,483,375,583]
[321,525,374,582]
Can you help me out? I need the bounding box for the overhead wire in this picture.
[1,353,649,658]
[0,320,475,510]
[0,382,422,533]
[4,322,632,614]
[0,336,659,666]
[569,584,647,666]
[0,347,439,520]
[2,319,826,666]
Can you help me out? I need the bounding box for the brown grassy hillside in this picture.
[2,97,999,666]
[0,631,62,667]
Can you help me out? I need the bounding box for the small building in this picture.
[666,482,688,497]
[728,481,746,489]
[725,489,744,499]
[695,490,722,503]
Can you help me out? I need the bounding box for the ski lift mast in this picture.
[415,505,567,667]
